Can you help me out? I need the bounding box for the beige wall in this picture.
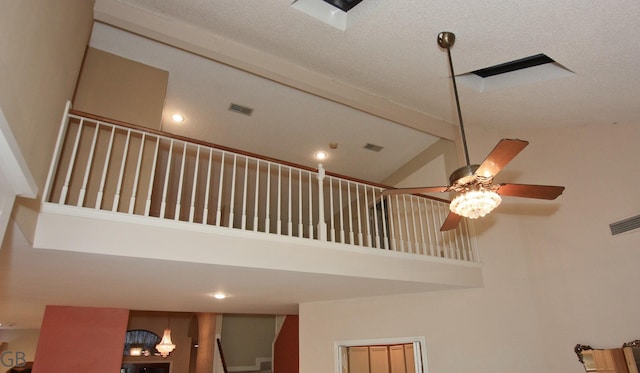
[74,47,168,129]
[0,0,95,241]
[299,122,640,373]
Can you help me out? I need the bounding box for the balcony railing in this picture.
[42,103,478,262]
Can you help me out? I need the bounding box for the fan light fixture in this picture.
[450,188,501,219]
[381,32,565,230]
[156,328,176,357]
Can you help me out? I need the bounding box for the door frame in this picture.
[334,336,427,373]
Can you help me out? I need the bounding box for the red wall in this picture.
[273,315,299,373]
[32,305,129,373]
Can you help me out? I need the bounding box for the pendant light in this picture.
[155,315,176,357]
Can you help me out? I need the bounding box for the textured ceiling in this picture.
[91,0,640,183]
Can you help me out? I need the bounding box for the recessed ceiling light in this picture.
[212,292,227,300]
[314,151,328,160]
[171,113,186,123]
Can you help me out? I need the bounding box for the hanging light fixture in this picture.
[155,315,176,358]
[156,329,176,357]
[450,187,501,219]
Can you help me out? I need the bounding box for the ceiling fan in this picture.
[382,31,565,231]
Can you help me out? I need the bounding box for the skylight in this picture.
[291,0,365,30]
[456,53,574,92]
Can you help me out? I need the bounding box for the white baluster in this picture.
[287,167,292,236]
[423,198,435,257]
[78,122,100,207]
[113,130,131,212]
[228,154,238,228]
[308,172,313,239]
[96,126,116,210]
[144,137,160,216]
[355,183,363,246]
[159,139,174,218]
[42,101,71,202]
[128,133,146,214]
[347,181,354,244]
[316,164,327,241]
[216,152,225,226]
[380,192,389,250]
[174,143,188,220]
[203,148,213,224]
[409,196,419,254]
[338,179,345,243]
[371,187,384,249]
[277,165,282,235]
[298,169,303,237]
[265,163,271,233]
[241,156,249,230]
[383,196,397,251]
[401,195,412,253]
[329,177,335,242]
[60,118,84,204]
[253,160,260,231]
[395,194,406,252]
[363,185,371,247]
[43,100,72,203]
[189,146,201,223]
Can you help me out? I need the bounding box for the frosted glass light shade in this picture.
[450,189,501,219]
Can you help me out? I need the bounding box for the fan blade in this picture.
[475,139,529,178]
[440,211,462,231]
[382,186,449,196]
[496,183,565,200]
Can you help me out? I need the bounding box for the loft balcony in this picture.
[32,103,483,309]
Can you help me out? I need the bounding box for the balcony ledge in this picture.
[35,202,483,293]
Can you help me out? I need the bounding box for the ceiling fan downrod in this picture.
[438,31,471,167]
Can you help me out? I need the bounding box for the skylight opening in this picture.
[455,53,574,92]
[322,0,364,12]
[291,0,366,30]
[470,54,555,78]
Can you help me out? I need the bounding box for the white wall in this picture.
[299,122,640,373]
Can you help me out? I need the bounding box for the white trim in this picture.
[334,336,428,373]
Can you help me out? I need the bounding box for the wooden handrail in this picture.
[216,338,228,373]
[68,109,450,203]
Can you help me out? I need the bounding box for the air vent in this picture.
[323,0,364,12]
[609,214,640,235]
[229,103,253,116]
[471,54,555,78]
[363,143,383,152]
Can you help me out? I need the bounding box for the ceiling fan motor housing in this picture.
[449,164,480,186]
